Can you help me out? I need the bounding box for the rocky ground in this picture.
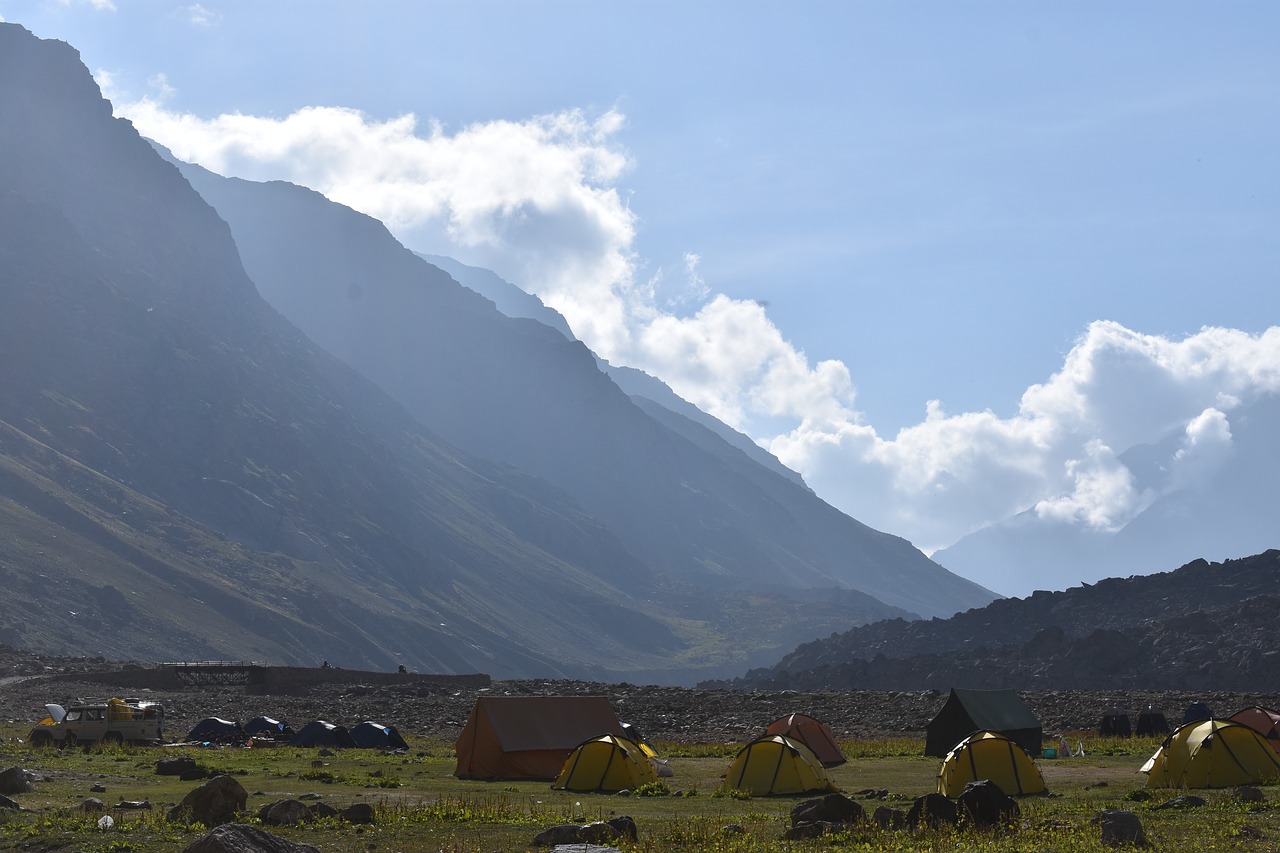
[4,650,1279,745]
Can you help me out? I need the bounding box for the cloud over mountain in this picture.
[110,86,1280,581]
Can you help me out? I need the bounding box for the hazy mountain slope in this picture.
[0,23,689,679]
[168,158,994,620]
[935,394,1280,597]
[418,253,577,340]
[419,254,807,488]
[709,550,1280,691]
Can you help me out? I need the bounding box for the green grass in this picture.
[3,727,1278,851]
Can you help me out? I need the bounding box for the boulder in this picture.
[0,794,22,811]
[0,767,32,795]
[183,823,321,853]
[169,774,248,827]
[81,797,105,812]
[308,801,338,819]
[1092,809,1147,847]
[115,800,152,810]
[157,757,201,777]
[259,799,311,826]
[906,793,958,829]
[784,820,845,840]
[873,805,907,830]
[791,792,864,826]
[534,817,634,846]
[339,802,376,824]
[533,824,585,846]
[957,780,1020,828]
[604,816,637,843]
[1235,785,1265,803]
[1153,795,1206,810]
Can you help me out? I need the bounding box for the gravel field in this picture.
[5,654,1279,746]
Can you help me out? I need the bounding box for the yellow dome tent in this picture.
[937,730,1046,797]
[1142,719,1280,789]
[722,735,836,796]
[553,734,658,792]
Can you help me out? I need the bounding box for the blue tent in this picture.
[349,720,409,749]
[244,716,293,738]
[290,720,356,748]
[184,717,245,744]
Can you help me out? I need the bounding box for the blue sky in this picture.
[6,1,1279,591]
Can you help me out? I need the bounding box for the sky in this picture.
[6,1,1280,593]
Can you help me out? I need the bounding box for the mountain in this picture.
[0,23,690,679]
[418,253,806,487]
[0,23,991,682]
[162,150,994,621]
[707,550,1280,692]
[934,394,1280,597]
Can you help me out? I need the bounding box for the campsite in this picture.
[5,663,1280,851]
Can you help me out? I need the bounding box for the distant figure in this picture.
[321,660,330,669]
[1059,735,1070,757]
[397,664,407,674]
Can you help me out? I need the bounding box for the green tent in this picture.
[925,688,1042,757]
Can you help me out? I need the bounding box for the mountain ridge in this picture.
[1,23,986,683]
[707,549,1280,692]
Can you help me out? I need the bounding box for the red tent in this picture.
[454,696,625,780]
[764,713,846,767]
[1228,707,1280,752]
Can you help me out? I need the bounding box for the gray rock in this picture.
[1154,795,1206,810]
[791,792,864,826]
[157,757,201,777]
[307,801,338,819]
[722,823,747,834]
[907,792,958,829]
[785,820,844,840]
[0,794,21,811]
[114,800,153,810]
[533,824,585,846]
[957,780,1020,828]
[1235,785,1265,803]
[182,823,321,853]
[169,774,248,827]
[90,784,107,793]
[873,805,907,830]
[259,799,311,826]
[339,802,375,824]
[82,797,105,812]
[0,767,32,795]
[1093,809,1147,847]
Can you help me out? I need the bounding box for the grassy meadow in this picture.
[0,725,1276,851]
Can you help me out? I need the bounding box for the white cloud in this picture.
[187,4,220,27]
[105,89,1280,558]
[58,0,116,11]
[772,322,1280,551]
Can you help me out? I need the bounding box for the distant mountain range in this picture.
[0,23,992,683]
[706,550,1280,692]
[934,397,1280,599]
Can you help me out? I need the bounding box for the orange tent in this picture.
[454,696,625,780]
[764,713,846,767]
[1228,707,1280,752]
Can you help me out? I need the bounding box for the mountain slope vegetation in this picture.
[709,550,1280,692]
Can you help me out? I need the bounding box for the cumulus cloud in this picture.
[104,86,1280,556]
[773,322,1280,551]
